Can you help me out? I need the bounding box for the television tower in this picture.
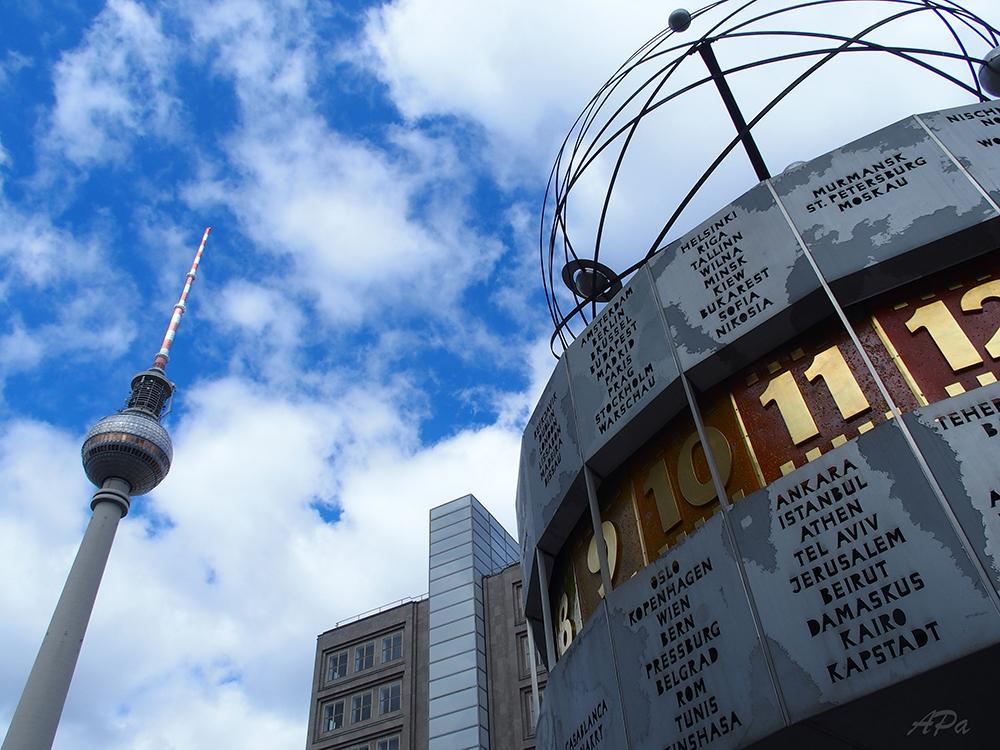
[1,228,211,750]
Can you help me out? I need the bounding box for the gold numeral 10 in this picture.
[643,427,732,546]
[759,344,870,445]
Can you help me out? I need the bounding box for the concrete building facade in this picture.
[307,495,546,750]
[307,598,430,750]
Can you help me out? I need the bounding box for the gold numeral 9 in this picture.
[586,521,618,598]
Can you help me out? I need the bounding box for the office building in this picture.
[306,495,546,750]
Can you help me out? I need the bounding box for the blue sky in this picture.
[0,0,996,748]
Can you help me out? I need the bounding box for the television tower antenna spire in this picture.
[1,228,212,750]
[154,226,210,371]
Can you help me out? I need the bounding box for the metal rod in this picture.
[698,40,770,182]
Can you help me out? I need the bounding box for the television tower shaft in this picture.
[1,229,211,750]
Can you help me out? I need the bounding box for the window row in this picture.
[321,682,402,733]
[343,737,400,750]
[326,631,403,683]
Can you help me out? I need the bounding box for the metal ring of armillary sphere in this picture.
[541,0,1000,356]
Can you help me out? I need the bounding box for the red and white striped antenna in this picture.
[153,227,210,371]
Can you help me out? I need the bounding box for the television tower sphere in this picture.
[81,367,174,499]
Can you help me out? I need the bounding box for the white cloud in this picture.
[47,0,181,166]
[363,0,1000,240]
[0,206,138,391]
[0,50,31,90]
[0,366,527,749]
[8,2,996,749]
[362,0,669,148]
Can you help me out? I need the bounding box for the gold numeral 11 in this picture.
[759,345,870,445]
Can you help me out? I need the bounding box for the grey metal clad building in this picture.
[428,496,520,750]
[307,495,547,750]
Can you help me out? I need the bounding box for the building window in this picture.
[513,582,524,623]
[520,634,545,675]
[523,687,544,738]
[322,700,344,732]
[376,738,400,750]
[382,632,402,662]
[327,650,348,682]
[351,691,373,723]
[355,642,375,672]
[379,682,401,714]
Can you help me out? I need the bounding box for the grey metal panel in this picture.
[919,101,1000,206]
[520,358,588,561]
[771,116,998,305]
[428,669,478,701]
[431,534,473,558]
[431,583,476,612]
[515,453,543,630]
[430,567,477,596]
[648,182,820,390]
[534,601,628,750]
[429,705,481,740]
[730,421,1000,723]
[431,540,477,568]
[429,614,479,647]
[606,512,784,749]
[428,725,479,750]
[429,632,477,663]
[904,381,1000,594]
[565,268,685,476]
[431,497,475,521]
[431,517,473,545]
[429,599,476,629]
[429,686,479,717]
[430,555,474,580]
[429,649,479,682]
